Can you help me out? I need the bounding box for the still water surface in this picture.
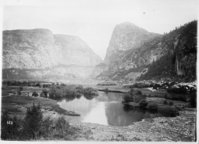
[58,91,175,126]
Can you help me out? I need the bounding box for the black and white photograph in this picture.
[0,0,198,142]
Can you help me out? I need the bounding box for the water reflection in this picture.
[57,91,176,126]
[76,94,82,99]
[82,102,108,125]
[84,94,95,100]
[95,92,124,102]
[58,96,98,116]
[105,102,157,126]
[123,104,146,113]
[56,92,98,102]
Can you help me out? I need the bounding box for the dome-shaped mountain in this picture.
[104,22,160,65]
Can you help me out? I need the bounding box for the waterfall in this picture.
[174,35,184,76]
[176,55,184,75]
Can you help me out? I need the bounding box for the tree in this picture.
[42,89,48,98]
[139,99,148,109]
[123,94,134,103]
[32,91,38,97]
[23,103,42,139]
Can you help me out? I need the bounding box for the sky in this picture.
[1,0,198,60]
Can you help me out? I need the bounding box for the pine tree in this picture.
[23,103,42,139]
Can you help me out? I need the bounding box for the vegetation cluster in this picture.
[48,84,98,101]
[1,104,77,140]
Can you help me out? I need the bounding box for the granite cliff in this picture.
[3,29,102,80]
[95,21,197,83]
[104,22,160,66]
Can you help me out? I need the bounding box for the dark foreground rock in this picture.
[70,110,196,141]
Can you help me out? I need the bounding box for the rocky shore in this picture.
[70,110,196,141]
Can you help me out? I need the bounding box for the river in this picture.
[57,91,176,126]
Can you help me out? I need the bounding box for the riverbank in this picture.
[70,110,196,141]
[2,94,196,141]
[2,95,80,118]
[92,84,169,97]
[1,84,196,141]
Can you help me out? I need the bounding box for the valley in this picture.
[1,20,197,141]
[1,79,196,141]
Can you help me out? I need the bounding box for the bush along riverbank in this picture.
[1,104,80,140]
[122,88,196,115]
[2,84,99,117]
[48,84,98,101]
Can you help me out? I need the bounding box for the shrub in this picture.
[49,86,62,99]
[139,100,148,109]
[168,94,187,102]
[169,101,174,106]
[134,94,146,103]
[48,85,97,100]
[35,83,41,87]
[189,92,196,108]
[163,100,168,105]
[32,92,38,97]
[54,117,70,137]
[39,117,54,137]
[123,94,134,103]
[84,87,98,96]
[20,86,23,91]
[124,88,146,103]
[1,106,75,140]
[128,88,135,95]
[134,90,142,95]
[75,85,84,94]
[147,103,158,111]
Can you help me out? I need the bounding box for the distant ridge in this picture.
[3,28,102,80]
[95,20,197,83]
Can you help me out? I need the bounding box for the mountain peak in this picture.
[120,21,136,26]
[104,22,160,65]
[116,22,141,29]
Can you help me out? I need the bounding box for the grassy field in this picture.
[1,85,80,118]
[2,85,44,96]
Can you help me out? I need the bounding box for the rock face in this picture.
[104,22,159,65]
[3,29,102,80]
[96,21,197,83]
